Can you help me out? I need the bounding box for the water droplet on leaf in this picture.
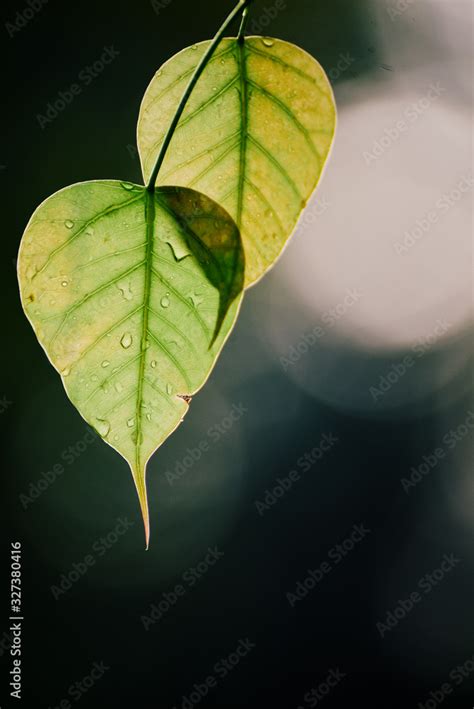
[101,360,110,368]
[120,332,133,349]
[188,291,203,308]
[165,237,191,261]
[95,418,110,437]
[64,220,74,229]
[160,294,170,308]
[117,281,133,301]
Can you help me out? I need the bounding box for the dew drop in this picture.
[146,413,152,422]
[95,418,110,437]
[131,430,143,445]
[113,434,119,441]
[188,291,204,308]
[85,227,94,236]
[262,37,274,47]
[49,298,56,305]
[127,417,135,428]
[151,360,157,368]
[166,383,173,395]
[165,237,191,261]
[64,220,74,229]
[120,332,133,349]
[114,381,123,393]
[191,44,198,50]
[121,181,134,191]
[61,367,70,377]
[117,282,134,301]
[101,360,110,368]
[91,374,98,382]
[61,280,69,287]
[156,69,163,77]
[160,294,170,308]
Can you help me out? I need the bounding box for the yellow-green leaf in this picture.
[18,181,244,546]
[138,36,336,286]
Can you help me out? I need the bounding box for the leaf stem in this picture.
[146,0,254,192]
[237,7,250,43]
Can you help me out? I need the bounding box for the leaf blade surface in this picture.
[138,36,337,286]
[18,181,244,544]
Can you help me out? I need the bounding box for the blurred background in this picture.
[1,0,473,706]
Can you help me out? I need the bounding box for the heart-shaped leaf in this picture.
[138,36,336,286]
[18,181,244,545]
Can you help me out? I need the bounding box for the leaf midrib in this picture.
[235,38,249,232]
[135,190,155,471]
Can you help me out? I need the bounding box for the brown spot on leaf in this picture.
[177,394,192,404]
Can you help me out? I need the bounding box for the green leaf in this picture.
[138,36,336,286]
[18,181,244,546]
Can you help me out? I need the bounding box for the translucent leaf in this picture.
[138,36,336,286]
[18,181,244,545]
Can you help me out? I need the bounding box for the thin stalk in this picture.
[146,0,254,192]
[237,7,250,43]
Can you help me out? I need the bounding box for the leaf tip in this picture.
[130,463,151,550]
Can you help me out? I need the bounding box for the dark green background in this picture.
[1,1,473,707]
